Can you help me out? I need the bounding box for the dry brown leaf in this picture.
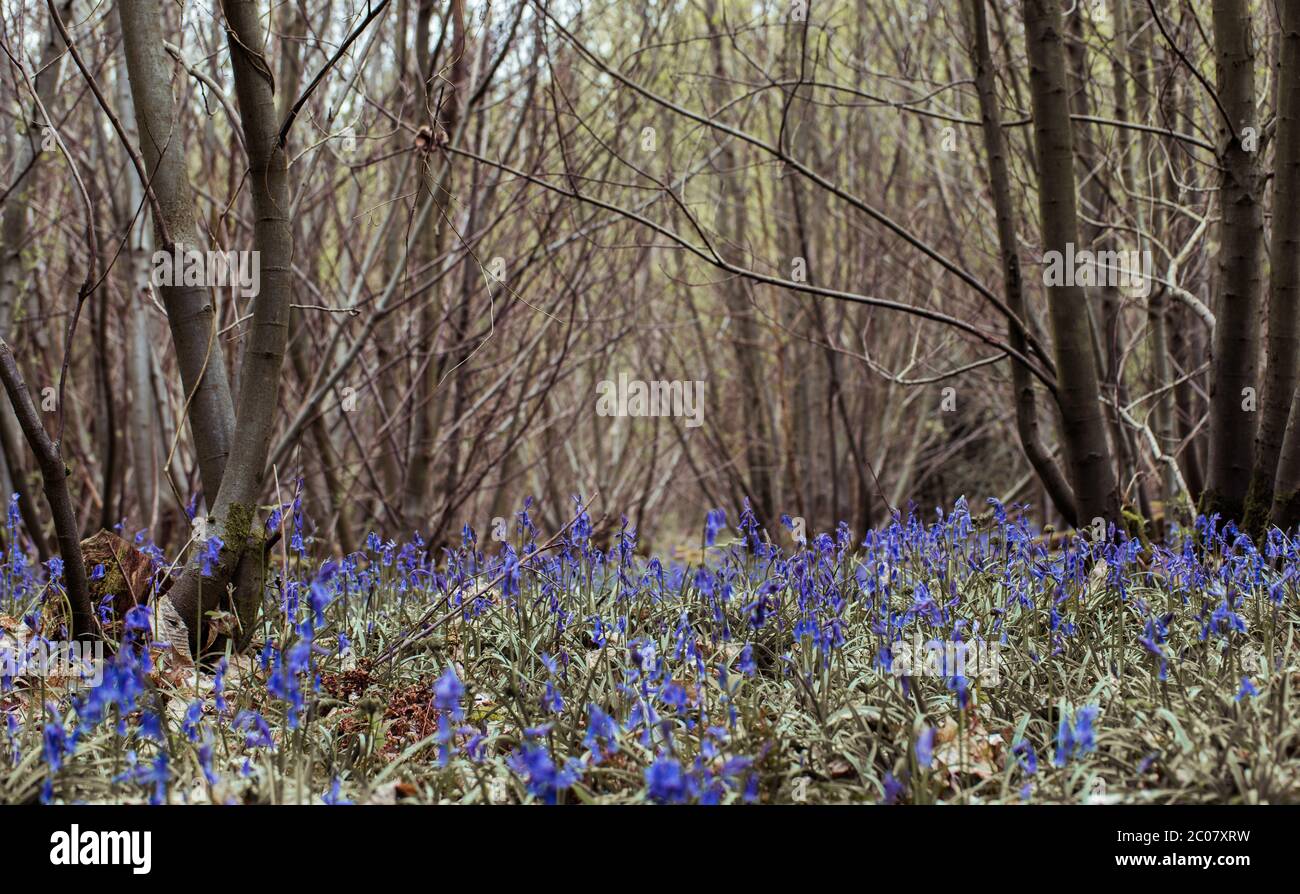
[933,716,999,779]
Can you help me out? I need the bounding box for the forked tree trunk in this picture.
[157,0,293,657]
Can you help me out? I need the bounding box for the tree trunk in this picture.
[157,0,293,657]
[402,0,468,532]
[968,0,1076,524]
[707,0,776,525]
[1130,0,1178,517]
[0,340,95,640]
[1256,0,1300,531]
[1203,0,1265,523]
[116,0,236,503]
[113,52,160,528]
[1020,0,1119,529]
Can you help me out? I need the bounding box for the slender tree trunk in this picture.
[0,340,95,640]
[402,0,468,532]
[1128,0,1178,517]
[1161,35,1208,503]
[1256,1,1300,531]
[706,0,775,525]
[273,0,356,554]
[968,0,1076,523]
[1020,0,1119,529]
[1203,0,1265,522]
[112,53,160,528]
[117,0,236,503]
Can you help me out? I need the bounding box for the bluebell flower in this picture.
[233,710,274,749]
[213,657,229,715]
[199,535,224,577]
[182,700,203,742]
[542,680,564,715]
[322,776,353,805]
[737,643,756,675]
[43,713,69,772]
[916,725,935,769]
[138,710,164,743]
[881,772,905,805]
[198,739,218,785]
[433,666,465,720]
[118,752,169,805]
[583,704,620,764]
[1012,740,1038,775]
[434,666,465,766]
[1053,704,1099,766]
[509,742,581,804]
[646,753,693,804]
[704,509,727,547]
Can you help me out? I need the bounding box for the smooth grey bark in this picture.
[117,0,236,503]
[1203,0,1265,523]
[159,0,293,656]
[968,0,1076,524]
[1021,0,1120,529]
[111,54,161,526]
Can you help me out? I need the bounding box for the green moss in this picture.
[1241,479,1273,540]
[1121,506,1151,552]
[222,501,256,550]
[95,566,126,598]
[199,502,266,656]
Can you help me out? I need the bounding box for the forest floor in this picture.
[2,497,1297,804]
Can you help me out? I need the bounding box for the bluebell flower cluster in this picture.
[0,492,1296,804]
